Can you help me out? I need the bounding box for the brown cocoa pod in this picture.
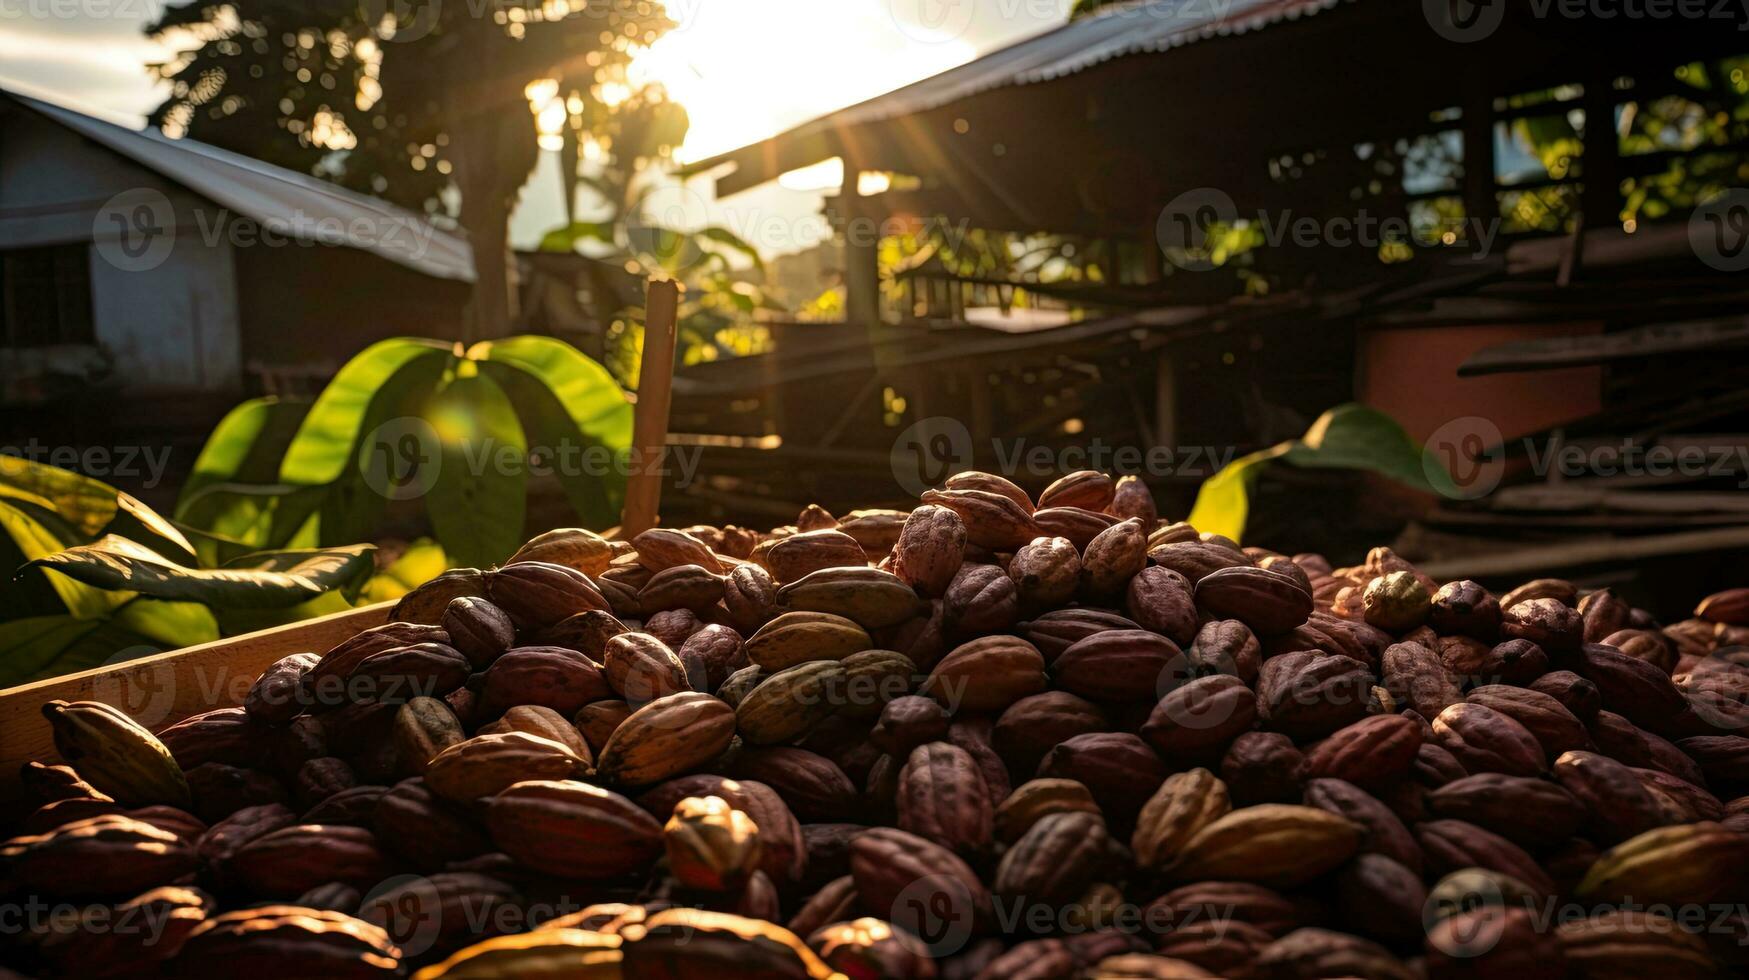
[3,814,199,898]
[1575,820,1749,908]
[1153,919,1270,978]
[678,623,750,693]
[155,707,263,771]
[1426,773,1587,847]
[1303,714,1423,786]
[810,916,936,980]
[746,611,873,672]
[724,562,780,634]
[1575,643,1688,729]
[575,699,633,754]
[1257,652,1373,740]
[1140,675,1257,760]
[788,875,859,939]
[1132,768,1230,871]
[838,649,917,719]
[1381,641,1464,721]
[442,596,516,669]
[1428,580,1502,639]
[391,696,466,775]
[625,907,837,978]
[994,691,1107,775]
[38,884,214,977]
[892,504,968,598]
[882,600,950,672]
[1107,475,1158,524]
[374,777,488,870]
[481,645,613,717]
[1501,597,1583,652]
[947,717,1011,804]
[247,653,322,723]
[1427,906,1564,980]
[944,470,1033,511]
[484,561,610,631]
[1186,619,1261,685]
[1676,734,1749,787]
[1081,517,1148,597]
[1009,535,1082,608]
[508,527,614,575]
[942,563,1020,638]
[1148,541,1252,584]
[358,871,519,957]
[1125,566,1198,646]
[1580,588,1633,644]
[737,661,847,746]
[1557,909,1723,979]
[391,568,486,624]
[837,509,908,555]
[1166,804,1362,888]
[1336,854,1427,946]
[633,527,724,573]
[424,732,587,802]
[601,633,690,704]
[484,778,663,877]
[1499,577,1577,610]
[300,784,386,828]
[1465,684,1593,757]
[1031,506,1118,550]
[1195,565,1313,636]
[1255,927,1417,980]
[1633,768,1725,822]
[639,563,728,614]
[1432,702,1547,777]
[596,691,736,787]
[1037,470,1113,511]
[230,823,389,896]
[346,641,471,704]
[732,747,858,822]
[1414,819,1556,896]
[850,827,992,934]
[195,803,297,884]
[1302,778,1423,873]
[895,741,993,854]
[1036,733,1165,825]
[922,635,1048,713]
[1054,628,1179,702]
[872,695,952,758]
[294,758,358,811]
[183,764,289,823]
[922,488,1042,551]
[765,529,869,583]
[1222,732,1306,807]
[477,704,592,760]
[1414,741,1470,788]
[1531,669,1602,721]
[994,778,1102,844]
[170,906,402,980]
[994,810,1111,906]
[1019,607,1141,664]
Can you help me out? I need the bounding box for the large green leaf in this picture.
[0,455,118,537]
[425,372,528,569]
[471,336,632,527]
[108,494,198,566]
[359,538,447,605]
[315,347,454,548]
[279,339,453,486]
[0,615,103,687]
[0,500,124,620]
[1188,404,1453,543]
[177,397,314,549]
[538,220,617,253]
[27,536,376,609]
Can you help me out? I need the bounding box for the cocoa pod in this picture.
[724,563,781,634]
[838,509,909,555]
[777,566,922,630]
[596,691,736,786]
[1257,653,1374,740]
[788,875,859,940]
[482,646,613,716]
[1557,909,1722,978]
[1038,470,1113,511]
[838,649,917,719]
[156,707,263,771]
[171,906,402,979]
[1221,732,1307,807]
[896,741,993,854]
[374,777,488,870]
[746,611,872,671]
[1054,628,1180,702]
[1553,749,1682,844]
[1381,641,1464,720]
[1031,506,1117,550]
[1576,820,1749,907]
[1195,566,1313,636]
[424,732,587,802]
[485,778,662,877]
[921,488,1041,551]
[993,810,1111,906]
[575,700,634,754]
[1427,906,1564,980]
[1531,669,1603,721]
[1009,536,1082,608]
[391,569,485,624]
[1302,778,1423,873]
[1425,773,1586,847]
[3,814,199,898]
[1132,768,1230,871]
[665,794,763,891]
[678,624,751,696]
[442,596,517,669]
[1428,580,1502,639]
[732,747,859,822]
[477,705,591,760]
[942,563,1020,638]
[1036,733,1166,825]
[1019,607,1142,664]
[850,827,992,934]
[639,563,728,614]
[393,696,466,775]
[737,661,847,745]
[1303,714,1422,785]
[1125,566,1198,646]
[38,884,213,977]
[892,504,967,597]
[1432,702,1547,777]
[1140,675,1257,760]
[247,653,322,723]
[1335,854,1427,946]
[1677,735,1749,787]
[43,700,191,808]
[765,529,868,583]
[196,803,297,883]
[1256,928,1417,980]
[1187,619,1262,684]
[1166,804,1362,888]
[484,561,610,630]
[872,695,952,759]
[1148,541,1252,584]
[624,908,835,979]
[994,778,1102,844]
[601,633,690,704]
[1081,518,1147,597]
[1415,819,1556,896]
[1575,643,1688,729]
[994,691,1107,775]
[922,635,1048,713]
[634,527,723,573]
[347,641,471,704]
[508,526,613,574]
[230,824,389,896]
[809,917,936,980]
[1501,597,1583,652]
[1362,571,1431,633]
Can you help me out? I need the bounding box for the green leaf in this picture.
[111,598,220,649]
[177,397,312,528]
[0,615,103,688]
[27,536,376,609]
[697,226,765,270]
[538,220,618,253]
[279,339,453,487]
[107,494,198,566]
[0,455,118,537]
[0,500,126,620]
[360,538,447,605]
[1188,404,1449,543]
[425,372,528,569]
[470,336,632,528]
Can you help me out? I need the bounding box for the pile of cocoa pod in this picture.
[5,468,1749,979]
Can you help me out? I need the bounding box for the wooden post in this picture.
[621,278,682,538]
[843,172,883,327]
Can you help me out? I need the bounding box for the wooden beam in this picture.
[621,278,681,537]
[1417,526,1749,581]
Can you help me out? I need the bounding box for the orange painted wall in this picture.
[1360,323,1605,444]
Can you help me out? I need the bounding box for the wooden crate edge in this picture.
[0,601,393,804]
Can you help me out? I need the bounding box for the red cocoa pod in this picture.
[1145,881,1299,938]
[1574,643,1689,729]
[1018,608,1142,665]
[1194,566,1313,636]
[1552,749,1675,844]
[1530,670,1602,721]
[1031,506,1117,551]
[1580,588,1633,645]
[1124,568,1198,647]
[942,563,1020,639]
[896,741,994,854]
[247,653,322,723]
[872,696,953,759]
[442,596,517,669]
[993,692,1108,775]
[993,810,1111,906]
[1501,597,1583,652]
[3,814,199,899]
[1589,709,1665,770]
[1634,768,1726,822]
[1432,703,1546,777]
[374,777,488,870]
[481,646,614,717]
[1036,733,1166,826]
[639,563,728,614]
[170,906,402,980]
[1303,714,1423,786]
[731,747,859,823]
[891,504,968,598]
[304,623,449,705]
[1302,778,1423,873]
[921,636,1048,714]
[1460,687,1589,763]
[1053,629,1180,702]
[1426,906,1565,980]
[1039,470,1114,511]
[157,707,264,771]
[601,633,690,705]
[485,779,664,878]
[1415,819,1556,896]
[1428,580,1502,640]
[1109,474,1158,523]
[1257,652,1374,740]
[679,624,750,694]
[1412,742,1469,789]
[1336,854,1427,946]
[1008,535,1083,609]
[1676,735,1749,787]
[1140,675,1258,760]
[1425,773,1587,847]
[1148,541,1252,585]
[347,642,472,704]
[1186,619,1262,685]
[850,827,992,933]
[1381,641,1464,721]
[1155,919,1272,979]
[1220,732,1306,807]
[230,824,390,897]
[484,561,611,630]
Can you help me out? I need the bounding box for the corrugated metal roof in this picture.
[6,88,475,283]
[687,0,1348,178]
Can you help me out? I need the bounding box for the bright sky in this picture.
[0,0,1067,254]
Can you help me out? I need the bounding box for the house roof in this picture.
[685,0,1348,192]
[4,88,475,282]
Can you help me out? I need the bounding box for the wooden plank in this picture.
[1458,316,1749,376]
[621,278,681,537]
[1418,526,1749,581]
[0,602,392,803]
